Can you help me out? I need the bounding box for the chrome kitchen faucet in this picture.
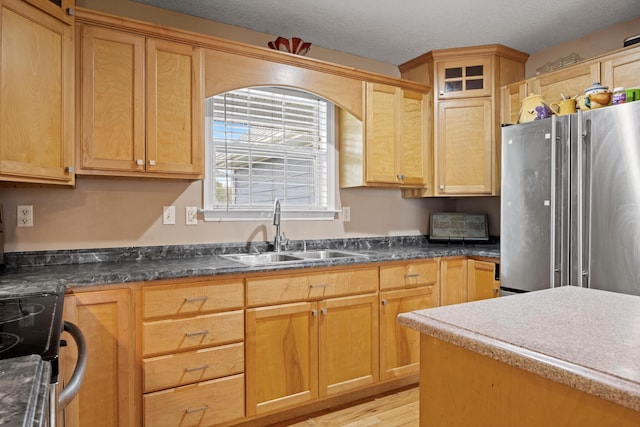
[273,199,282,252]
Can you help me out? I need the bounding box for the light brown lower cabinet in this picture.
[140,278,246,426]
[441,258,500,306]
[245,267,379,418]
[440,257,469,305]
[379,259,439,380]
[468,259,500,300]
[60,289,135,427]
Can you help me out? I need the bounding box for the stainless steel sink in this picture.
[289,250,367,260]
[222,253,305,265]
[221,249,367,265]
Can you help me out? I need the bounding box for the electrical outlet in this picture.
[17,205,34,227]
[186,207,198,225]
[342,206,351,222]
[163,206,176,225]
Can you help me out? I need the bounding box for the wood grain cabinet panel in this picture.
[400,45,528,197]
[380,285,438,380]
[140,278,246,426]
[77,22,203,178]
[380,259,438,290]
[144,374,245,427]
[60,289,135,427]
[143,342,244,393]
[142,279,244,319]
[339,82,431,189]
[142,310,244,357]
[468,259,500,301]
[246,268,380,417]
[0,0,74,185]
[246,266,378,306]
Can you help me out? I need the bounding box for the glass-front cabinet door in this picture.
[23,0,74,24]
[436,57,492,99]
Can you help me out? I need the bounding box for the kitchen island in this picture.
[398,286,640,426]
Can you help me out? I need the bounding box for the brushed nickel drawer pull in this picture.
[185,404,209,414]
[405,273,420,279]
[310,284,329,289]
[185,364,209,373]
[185,296,209,303]
[185,330,209,338]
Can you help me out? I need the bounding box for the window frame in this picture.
[202,86,337,222]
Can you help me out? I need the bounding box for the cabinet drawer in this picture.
[247,267,379,306]
[144,374,245,427]
[380,260,438,290]
[142,279,244,319]
[143,343,244,393]
[142,310,244,356]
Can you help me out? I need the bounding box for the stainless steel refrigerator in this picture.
[500,101,640,296]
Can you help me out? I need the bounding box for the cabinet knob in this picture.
[439,184,445,190]
[149,160,156,166]
[66,8,75,16]
[65,166,74,174]
[311,309,318,317]
[136,159,144,166]
[320,308,328,316]
[381,299,388,306]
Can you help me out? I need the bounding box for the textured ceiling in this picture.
[132,0,640,65]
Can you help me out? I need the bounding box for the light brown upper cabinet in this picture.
[76,22,204,179]
[339,82,432,189]
[500,44,640,126]
[400,44,528,197]
[0,0,74,185]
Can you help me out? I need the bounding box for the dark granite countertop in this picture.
[0,355,50,427]
[0,237,498,295]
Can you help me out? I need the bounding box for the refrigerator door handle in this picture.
[550,123,559,287]
[580,116,591,288]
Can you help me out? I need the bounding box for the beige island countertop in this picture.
[398,286,640,426]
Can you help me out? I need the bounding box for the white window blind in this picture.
[203,87,334,220]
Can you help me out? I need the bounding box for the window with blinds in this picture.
[203,87,335,220]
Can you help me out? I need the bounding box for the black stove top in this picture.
[0,290,65,362]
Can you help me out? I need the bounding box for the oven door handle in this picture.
[59,321,87,410]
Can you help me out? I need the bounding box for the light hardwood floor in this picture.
[277,386,419,427]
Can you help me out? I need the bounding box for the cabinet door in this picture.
[529,61,600,105]
[61,289,135,427]
[365,83,398,184]
[437,57,492,99]
[436,98,493,195]
[400,89,428,186]
[245,302,318,417]
[79,26,145,173]
[319,293,379,397]
[601,48,640,91]
[440,258,468,306]
[380,286,438,380]
[468,259,500,301]
[0,0,74,184]
[501,81,530,125]
[146,38,203,176]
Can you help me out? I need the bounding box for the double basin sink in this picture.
[222,249,368,266]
